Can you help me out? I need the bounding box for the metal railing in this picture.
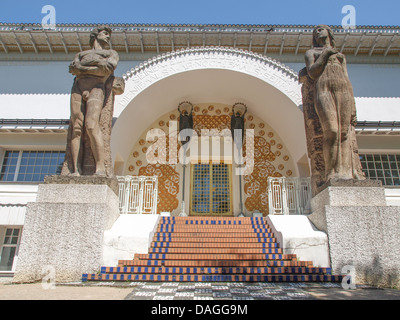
[117,176,158,214]
[268,177,312,215]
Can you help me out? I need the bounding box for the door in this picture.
[190,162,233,216]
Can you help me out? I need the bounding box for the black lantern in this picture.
[231,102,247,149]
[178,101,194,146]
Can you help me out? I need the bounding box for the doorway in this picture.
[190,162,233,216]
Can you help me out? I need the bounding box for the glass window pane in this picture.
[1,150,65,182]
[0,247,16,271]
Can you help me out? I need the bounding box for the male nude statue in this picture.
[68,26,119,176]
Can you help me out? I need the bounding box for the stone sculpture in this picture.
[62,26,124,177]
[299,25,364,193]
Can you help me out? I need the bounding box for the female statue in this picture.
[304,25,364,181]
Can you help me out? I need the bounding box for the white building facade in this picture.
[0,23,400,276]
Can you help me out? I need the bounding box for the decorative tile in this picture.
[153,295,174,300]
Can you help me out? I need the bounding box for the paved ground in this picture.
[1,277,399,300]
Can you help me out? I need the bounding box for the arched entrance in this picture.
[111,47,308,216]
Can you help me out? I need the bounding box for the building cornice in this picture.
[0,22,399,59]
[1,119,399,135]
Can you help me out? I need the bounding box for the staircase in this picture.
[82,216,342,283]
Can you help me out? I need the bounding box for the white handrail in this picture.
[268,177,312,215]
[117,176,158,214]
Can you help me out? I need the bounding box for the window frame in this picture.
[359,153,400,187]
[0,227,22,272]
[0,150,65,183]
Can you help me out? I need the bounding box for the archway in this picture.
[111,47,307,177]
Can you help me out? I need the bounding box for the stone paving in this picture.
[59,280,400,300]
[2,278,400,300]
[123,281,320,300]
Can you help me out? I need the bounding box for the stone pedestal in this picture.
[308,179,400,287]
[13,176,120,283]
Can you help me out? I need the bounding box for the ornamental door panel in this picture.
[190,162,233,216]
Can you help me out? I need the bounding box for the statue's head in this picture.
[312,25,336,49]
[90,26,112,48]
[236,111,241,117]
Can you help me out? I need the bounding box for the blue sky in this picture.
[0,0,399,26]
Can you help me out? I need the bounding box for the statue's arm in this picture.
[106,50,119,71]
[69,53,97,75]
[342,55,357,125]
[341,54,351,80]
[305,48,337,80]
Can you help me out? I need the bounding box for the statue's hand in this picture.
[97,60,111,71]
[69,64,79,75]
[323,48,338,57]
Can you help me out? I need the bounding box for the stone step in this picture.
[100,266,331,275]
[151,236,277,243]
[157,226,273,233]
[148,247,283,254]
[82,273,342,282]
[158,217,266,224]
[150,241,279,248]
[119,259,313,268]
[132,253,296,261]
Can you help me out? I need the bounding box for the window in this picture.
[190,162,232,215]
[359,154,400,186]
[0,228,21,271]
[0,150,65,182]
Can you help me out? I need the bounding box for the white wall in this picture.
[1,60,399,120]
[1,59,399,98]
[286,62,400,98]
[0,60,140,95]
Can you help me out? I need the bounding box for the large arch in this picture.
[112,47,307,175]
